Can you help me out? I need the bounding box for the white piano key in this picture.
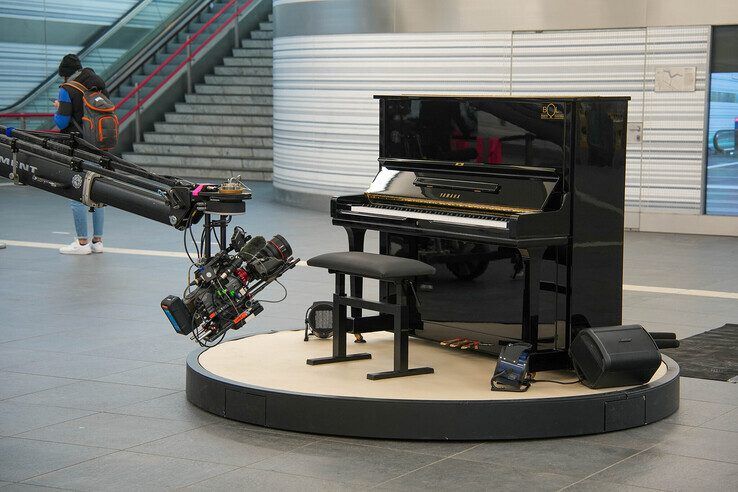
[349,205,509,230]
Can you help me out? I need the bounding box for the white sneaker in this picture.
[59,240,92,255]
[90,241,103,254]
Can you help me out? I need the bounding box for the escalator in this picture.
[1,0,273,179]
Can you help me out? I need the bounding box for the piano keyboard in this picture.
[349,205,509,230]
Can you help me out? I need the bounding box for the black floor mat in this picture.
[662,324,738,382]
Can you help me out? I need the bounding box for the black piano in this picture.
[331,95,629,371]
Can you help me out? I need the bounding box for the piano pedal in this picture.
[440,337,465,347]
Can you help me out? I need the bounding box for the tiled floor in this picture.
[0,182,737,491]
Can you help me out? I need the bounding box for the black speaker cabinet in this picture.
[570,325,661,389]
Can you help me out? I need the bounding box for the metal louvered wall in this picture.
[273,32,512,196]
[273,26,711,216]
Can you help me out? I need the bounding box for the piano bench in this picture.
[305,251,435,380]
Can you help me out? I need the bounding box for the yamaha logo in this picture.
[440,192,461,199]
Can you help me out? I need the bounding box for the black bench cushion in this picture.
[307,252,436,280]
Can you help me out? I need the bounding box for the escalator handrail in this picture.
[118,0,257,124]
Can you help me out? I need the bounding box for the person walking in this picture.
[53,54,107,255]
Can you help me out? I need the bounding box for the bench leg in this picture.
[367,282,433,380]
[307,273,371,366]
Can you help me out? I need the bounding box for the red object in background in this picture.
[450,134,502,164]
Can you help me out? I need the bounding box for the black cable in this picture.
[530,378,582,385]
[255,278,288,303]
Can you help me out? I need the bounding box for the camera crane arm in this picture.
[0,126,250,227]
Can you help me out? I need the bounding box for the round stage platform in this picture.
[186,330,680,440]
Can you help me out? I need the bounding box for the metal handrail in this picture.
[120,0,255,125]
[0,0,159,113]
[104,0,222,93]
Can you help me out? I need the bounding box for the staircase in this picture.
[122,12,274,181]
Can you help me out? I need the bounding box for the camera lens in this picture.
[261,235,292,260]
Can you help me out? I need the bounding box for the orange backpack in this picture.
[62,80,118,150]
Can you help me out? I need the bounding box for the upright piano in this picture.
[331,95,629,371]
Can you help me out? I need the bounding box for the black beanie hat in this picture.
[58,54,82,78]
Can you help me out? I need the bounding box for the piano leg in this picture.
[520,247,544,351]
[345,226,366,342]
[521,247,572,371]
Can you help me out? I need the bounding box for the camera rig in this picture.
[0,126,298,345]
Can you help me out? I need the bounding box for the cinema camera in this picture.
[162,231,298,345]
[0,126,298,346]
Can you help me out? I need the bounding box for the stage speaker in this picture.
[570,325,661,389]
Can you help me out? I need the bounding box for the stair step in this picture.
[194,84,272,95]
[241,39,272,49]
[154,123,272,136]
[222,56,272,67]
[259,22,273,31]
[213,66,272,76]
[204,75,272,85]
[133,143,273,159]
[144,133,272,147]
[174,103,273,116]
[250,30,273,40]
[184,94,272,105]
[164,113,272,126]
[123,153,273,172]
[232,48,272,58]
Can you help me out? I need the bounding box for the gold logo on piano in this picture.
[541,103,564,120]
[454,162,464,166]
[439,192,461,199]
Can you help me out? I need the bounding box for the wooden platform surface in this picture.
[199,330,669,401]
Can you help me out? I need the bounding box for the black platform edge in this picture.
[186,336,680,441]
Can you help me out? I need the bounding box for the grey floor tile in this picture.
[0,348,62,370]
[592,449,738,491]
[663,398,736,426]
[6,380,176,412]
[83,335,195,363]
[680,377,738,405]
[0,437,113,482]
[250,439,439,486]
[324,436,479,458]
[454,438,638,478]
[183,467,360,491]
[25,450,237,491]
[562,478,665,491]
[701,407,738,432]
[578,420,693,451]
[129,423,318,467]
[653,426,738,464]
[107,392,220,424]
[0,483,69,491]
[2,353,151,380]
[377,456,577,492]
[95,362,186,390]
[16,412,202,450]
[0,371,76,401]
[0,402,95,437]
